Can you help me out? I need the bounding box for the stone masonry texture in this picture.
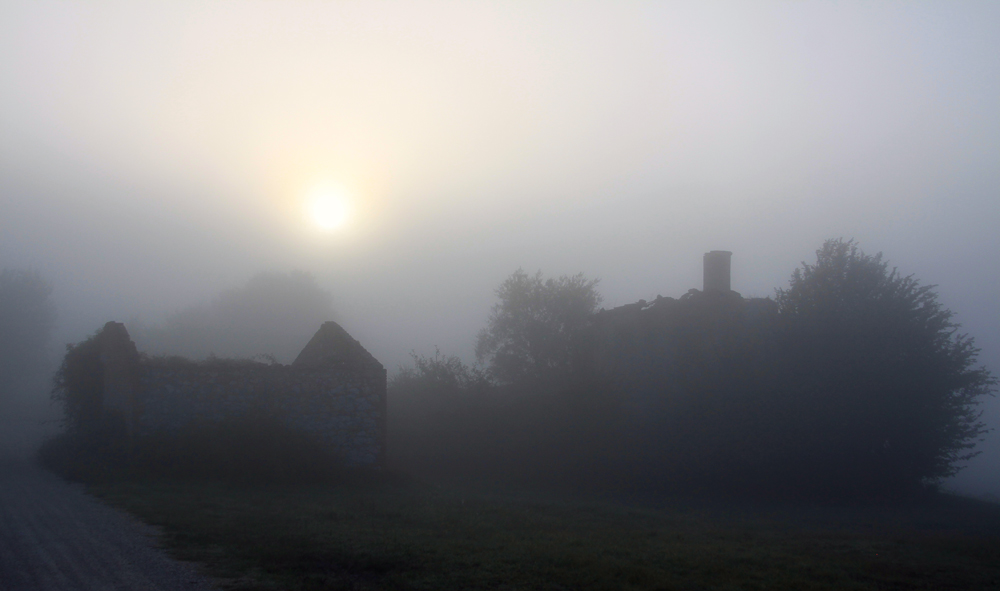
[96,321,387,468]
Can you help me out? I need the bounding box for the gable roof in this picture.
[292,321,383,371]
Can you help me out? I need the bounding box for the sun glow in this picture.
[306,183,351,231]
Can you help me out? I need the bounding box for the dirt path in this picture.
[0,460,217,591]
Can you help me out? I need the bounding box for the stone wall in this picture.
[96,321,387,468]
[583,288,778,423]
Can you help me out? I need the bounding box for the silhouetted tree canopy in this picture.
[0,268,56,400]
[476,269,601,385]
[773,238,995,494]
[131,270,334,363]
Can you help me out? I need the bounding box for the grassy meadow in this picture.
[87,475,1000,591]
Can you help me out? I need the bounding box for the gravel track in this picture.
[0,460,218,591]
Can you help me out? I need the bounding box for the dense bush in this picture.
[388,350,624,486]
[388,350,499,478]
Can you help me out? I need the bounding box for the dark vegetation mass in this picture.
[390,239,995,499]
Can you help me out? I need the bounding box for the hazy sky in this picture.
[2,1,999,494]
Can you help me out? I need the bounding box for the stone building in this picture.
[92,320,387,468]
[582,251,778,422]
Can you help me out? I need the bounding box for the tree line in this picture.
[390,239,995,499]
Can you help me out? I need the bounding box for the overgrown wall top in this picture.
[92,321,387,468]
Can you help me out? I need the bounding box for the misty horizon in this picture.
[2,1,999,498]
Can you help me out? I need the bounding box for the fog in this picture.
[2,2,998,496]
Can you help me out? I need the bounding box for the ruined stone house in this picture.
[581,251,778,421]
[93,320,387,467]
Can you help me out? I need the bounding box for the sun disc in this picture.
[307,184,350,230]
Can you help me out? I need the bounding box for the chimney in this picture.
[703,250,732,292]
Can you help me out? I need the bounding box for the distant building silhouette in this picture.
[582,251,777,421]
[91,321,387,467]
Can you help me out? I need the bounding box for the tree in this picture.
[476,269,601,385]
[774,239,995,495]
[0,268,56,400]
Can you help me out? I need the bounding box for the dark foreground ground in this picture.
[0,460,218,591]
[82,472,1000,591]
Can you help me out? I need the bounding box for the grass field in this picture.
[89,476,1000,590]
